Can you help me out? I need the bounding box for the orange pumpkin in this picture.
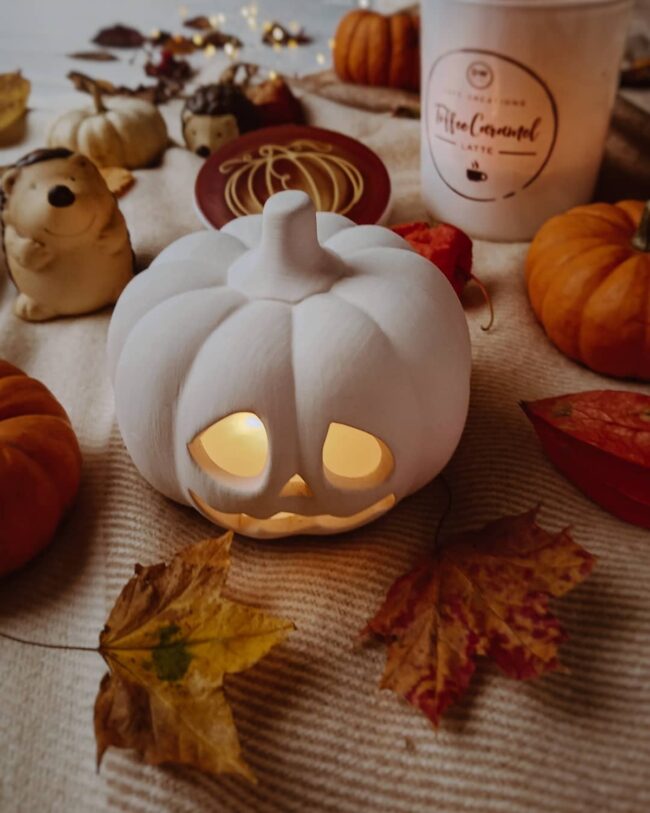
[333,9,419,92]
[526,200,650,380]
[0,360,82,576]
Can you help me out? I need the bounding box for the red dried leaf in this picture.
[246,77,305,127]
[145,51,194,81]
[155,34,197,55]
[522,391,650,529]
[364,509,595,726]
[92,24,145,48]
[391,221,493,329]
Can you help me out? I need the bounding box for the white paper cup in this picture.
[420,0,634,241]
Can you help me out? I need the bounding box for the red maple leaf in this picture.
[364,509,595,725]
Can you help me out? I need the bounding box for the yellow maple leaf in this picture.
[94,533,294,780]
[98,166,136,198]
[0,71,30,133]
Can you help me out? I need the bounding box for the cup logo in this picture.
[466,61,493,90]
[425,50,558,202]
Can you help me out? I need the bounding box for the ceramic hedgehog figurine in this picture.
[182,81,259,158]
[1,148,134,321]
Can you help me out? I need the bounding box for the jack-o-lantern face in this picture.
[185,413,396,535]
[108,191,471,538]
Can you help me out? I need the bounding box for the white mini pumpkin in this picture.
[47,88,168,169]
[108,191,471,538]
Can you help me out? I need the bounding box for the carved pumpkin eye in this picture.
[189,412,268,478]
[322,422,394,490]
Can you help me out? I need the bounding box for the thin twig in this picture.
[0,630,97,653]
[470,274,494,331]
[433,474,453,552]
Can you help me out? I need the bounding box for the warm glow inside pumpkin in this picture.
[322,422,394,488]
[191,412,269,478]
[187,412,396,535]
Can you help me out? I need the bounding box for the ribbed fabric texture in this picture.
[1,90,649,813]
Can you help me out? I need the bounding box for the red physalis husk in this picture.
[522,390,650,529]
[364,508,595,726]
[391,221,493,330]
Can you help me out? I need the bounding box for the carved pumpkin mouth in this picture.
[189,490,396,538]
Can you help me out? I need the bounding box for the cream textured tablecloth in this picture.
[2,24,650,813]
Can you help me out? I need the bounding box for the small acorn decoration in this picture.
[182,73,259,158]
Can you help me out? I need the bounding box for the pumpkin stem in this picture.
[470,273,494,331]
[91,83,107,114]
[631,201,650,252]
[229,190,344,303]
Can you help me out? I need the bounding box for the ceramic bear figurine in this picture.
[1,148,134,321]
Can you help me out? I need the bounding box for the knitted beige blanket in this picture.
[0,79,649,813]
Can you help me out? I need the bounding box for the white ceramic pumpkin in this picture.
[47,88,168,169]
[107,191,471,538]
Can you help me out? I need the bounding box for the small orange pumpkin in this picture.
[333,9,419,92]
[0,360,82,576]
[526,200,650,380]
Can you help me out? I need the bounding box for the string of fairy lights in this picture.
[165,1,373,76]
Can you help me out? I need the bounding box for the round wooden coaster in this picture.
[194,124,392,228]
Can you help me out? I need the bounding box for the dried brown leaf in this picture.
[261,21,312,46]
[92,24,145,48]
[184,15,213,31]
[67,50,118,62]
[67,71,183,104]
[202,30,243,49]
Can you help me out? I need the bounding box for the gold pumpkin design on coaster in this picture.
[219,139,364,217]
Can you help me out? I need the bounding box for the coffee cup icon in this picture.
[466,161,488,182]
